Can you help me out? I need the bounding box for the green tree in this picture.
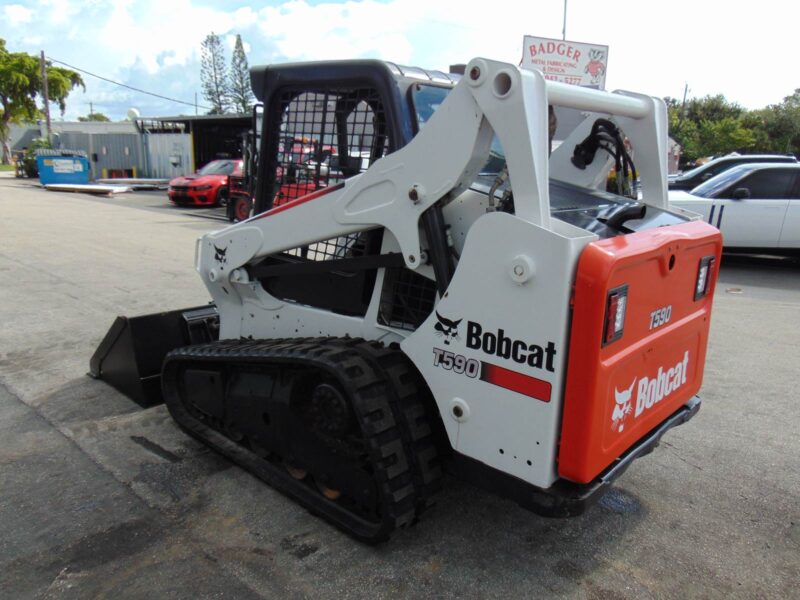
[696,117,756,156]
[201,32,229,114]
[666,97,700,163]
[0,39,84,163]
[759,89,800,154]
[229,34,254,114]
[666,93,781,165]
[675,120,701,163]
[78,112,110,122]
[740,110,771,153]
[684,94,744,123]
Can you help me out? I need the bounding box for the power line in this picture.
[47,56,211,111]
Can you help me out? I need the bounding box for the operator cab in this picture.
[250,60,689,240]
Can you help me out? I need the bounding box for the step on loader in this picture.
[90,57,721,543]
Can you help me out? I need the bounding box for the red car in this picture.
[168,159,243,206]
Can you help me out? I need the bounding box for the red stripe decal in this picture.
[480,362,552,402]
[253,182,345,220]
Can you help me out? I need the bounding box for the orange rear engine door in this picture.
[559,220,722,484]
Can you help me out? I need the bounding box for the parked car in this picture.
[669,163,800,253]
[168,159,243,206]
[668,154,797,191]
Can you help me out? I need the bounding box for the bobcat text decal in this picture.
[611,351,690,431]
[635,351,690,417]
[465,321,557,372]
[431,315,556,402]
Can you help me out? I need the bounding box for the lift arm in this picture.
[195,58,660,292]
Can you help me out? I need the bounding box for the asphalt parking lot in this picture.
[1,175,798,599]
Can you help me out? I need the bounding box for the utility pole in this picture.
[677,82,689,131]
[89,101,94,117]
[40,51,52,144]
[562,0,568,40]
[195,92,198,116]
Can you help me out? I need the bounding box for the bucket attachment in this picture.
[89,305,219,407]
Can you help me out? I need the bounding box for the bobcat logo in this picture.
[214,245,227,265]
[612,380,635,432]
[434,311,462,345]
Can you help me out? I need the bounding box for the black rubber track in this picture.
[161,337,442,543]
[340,339,443,518]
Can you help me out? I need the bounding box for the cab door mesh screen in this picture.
[274,89,390,206]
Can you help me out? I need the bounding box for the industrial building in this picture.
[8,113,251,180]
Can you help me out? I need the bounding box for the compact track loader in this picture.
[91,58,721,542]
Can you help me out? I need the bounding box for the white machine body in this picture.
[193,58,675,489]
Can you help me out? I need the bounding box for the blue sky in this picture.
[2,0,797,121]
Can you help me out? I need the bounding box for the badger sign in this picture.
[521,35,609,90]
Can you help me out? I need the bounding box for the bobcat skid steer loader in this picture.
[90,58,721,543]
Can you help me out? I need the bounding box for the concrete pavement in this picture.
[0,178,797,599]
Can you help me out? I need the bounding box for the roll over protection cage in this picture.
[249,58,668,222]
[223,58,668,286]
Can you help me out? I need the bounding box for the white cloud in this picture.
[232,6,258,29]
[256,0,418,63]
[95,0,236,74]
[250,0,567,71]
[4,0,797,120]
[37,0,82,24]
[3,3,33,25]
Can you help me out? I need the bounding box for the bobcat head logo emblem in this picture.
[612,380,635,432]
[214,245,227,265]
[434,311,462,345]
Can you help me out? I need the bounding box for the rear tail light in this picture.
[694,256,716,301]
[603,285,628,345]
